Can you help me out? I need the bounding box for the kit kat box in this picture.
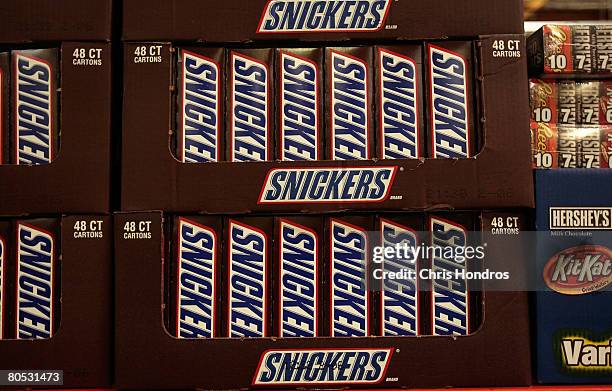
[535,170,612,384]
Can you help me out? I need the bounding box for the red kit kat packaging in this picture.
[426,42,477,158]
[14,218,60,340]
[274,216,324,337]
[224,217,273,337]
[227,48,274,162]
[167,216,223,338]
[11,48,59,165]
[325,47,374,160]
[276,48,324,161]
[176,47,225,163]
[0,53,8,164]
[376,46,424,159]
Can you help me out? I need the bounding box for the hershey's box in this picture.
[535,169,612,384]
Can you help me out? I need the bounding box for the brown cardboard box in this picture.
[114,211,531,390]
[0,215,112,387]
[0,42,112,215]
[0,0,112,43]
[0,0,112,215]
[122,36,533,213]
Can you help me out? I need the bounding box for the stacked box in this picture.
[528,24,612,170]
[528,24,612,77]
[116,211,532,389]
[0,2,113,388]
[122,36,533,213]
[530,79,611,169]
[0,41,111,215]
[0,215,112,387]
[118,1,532,390]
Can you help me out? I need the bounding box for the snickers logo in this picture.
[330,219,369,337]
[430,217,468,336]
[280,52,319,161]
[378,49,420,159]
[279,220,318,337]
[228,221,268,337]
[0,237,4,339]
[380,219,419,336]
[257,0,391,33]
[259,166,397,204]
[14,54,53,165]
[428,45,471,158]
[180,51,221,163]
[176,218,217,338]
[252,348,394,385]
[330,51,370,160]
[16,223,55,340]
[231,52,270,162]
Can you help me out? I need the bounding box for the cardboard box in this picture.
[122,0,523,41]
[122,36,533,213]
[535,170,612,384]
[529,79,612,169]
[0,42,112,215]
[0,0,112,43]
[528,25,612,78]
[114,211,531,390]
[0,215,112,387]
[0,0,112,215]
